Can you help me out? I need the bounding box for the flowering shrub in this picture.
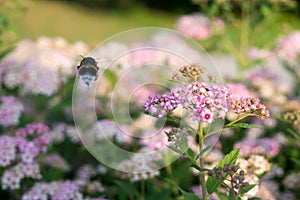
[0,13,300,199]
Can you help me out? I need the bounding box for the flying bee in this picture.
[77,56,99,88]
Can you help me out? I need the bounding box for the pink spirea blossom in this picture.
[22,181,82,200]
[234,138,280,157]
[0,136,16,167]
[247,46,274,62]
[276,31,300,62]
[2,162,41,190]
[144,92,180,118]
[0,123,50,190]
[231,97,270,119]
[176,13,213,40]
[140,127,172,150]
[0,96,23,127]
[16,123,50,154]
[1,37,89,96]
[144,82,231,124]
[226,83,252,100]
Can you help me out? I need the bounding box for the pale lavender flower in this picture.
[1,37,89,96]
[144,92,180,118]
[0,136,16,167]
[40,153,70,171]
[76,164,97,180]
[276,31,300,63]
[234,138,280,157]
[1,162,41,190]
[0,96,23,127]
[247,46,274,64]
[176,13,213,40]
[140,127,172,150]
[22,181,83,200]
[283,172,300,189]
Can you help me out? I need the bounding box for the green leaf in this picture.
[179,138,189,151]
[114,180,139,199]
[216,191,229,200]
[190,163,209,172]
[195,145,213,160]
[167,145,183,155]
[206,149,240,194]
[229,190,235,200]
[103,69,118,88]
[240,184,256,194]
[164,178,200,200]
[186,147,195,160]
[291,158,300,166]
[206,176,219,195]
[216,149,240,168]
[180,188,201,200]
[227,123,261,129]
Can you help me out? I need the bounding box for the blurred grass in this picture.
[13,0,177,46]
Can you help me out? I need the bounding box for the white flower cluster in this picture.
[117,148,161,182]
[0,37,89,96]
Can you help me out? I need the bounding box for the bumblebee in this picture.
[77,56,99,88]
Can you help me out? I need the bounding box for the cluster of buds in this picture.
[282,100,300,132]
[173,64,206,81]
[208,164,250,192]
[231,97,270,119]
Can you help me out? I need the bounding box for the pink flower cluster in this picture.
[176,13,213,40]
[2,162,41,190]
[276,31,300,63]
[0,96,23,127]
[226,83,252,100]
[234,138,280,157]
[0,37,89,96]
[231,97,270,119]
[144,82,231,124]
[0,123,50,190]
[22,181,82,200]
[144,92,180,118]
[16,123,50,155]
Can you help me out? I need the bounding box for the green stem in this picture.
[198,122,207,200]
[204,113,257,138]
[140,179,145,200]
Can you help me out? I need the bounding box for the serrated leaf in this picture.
[195,145,213,160]
[240,184,256,194]
[206,149,240,194]
[227,123,260,129]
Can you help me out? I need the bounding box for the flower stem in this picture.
[198,122,207,200]
[140,179,145,200]
[204,113,257,138]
